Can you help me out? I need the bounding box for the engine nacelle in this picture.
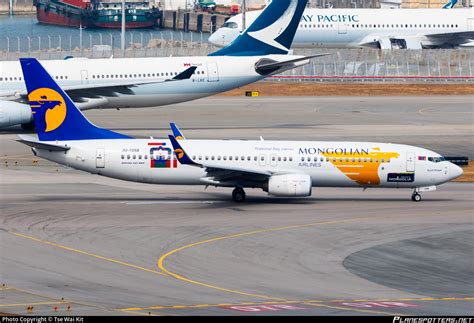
[267,174,312,197]
[0,101,33,128]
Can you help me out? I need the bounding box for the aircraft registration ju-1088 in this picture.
[209,7,474,50]
[18,58,463,202]
[0,0,326,129]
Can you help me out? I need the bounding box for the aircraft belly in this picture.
[95,77,262,109]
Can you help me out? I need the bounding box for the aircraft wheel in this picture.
[411,193,421,202]
[232,187,246,203]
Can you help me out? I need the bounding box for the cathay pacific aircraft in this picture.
[0,0,324,130]
[18,58,463,202]
[209,7,474,50]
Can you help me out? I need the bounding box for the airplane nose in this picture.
[449,163,463,180]
[208,32,222,47]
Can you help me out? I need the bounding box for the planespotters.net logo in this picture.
[394,318,473,323]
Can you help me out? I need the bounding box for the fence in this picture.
[1,33,473,81]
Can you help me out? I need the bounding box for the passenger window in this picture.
[205,156,209,160]
[307,157,311,162]
[127,155,130,159]
[289,157,292,162]
[211,156,215,160]
[121,155,124,159]
[283,157,287,162]
[301,157,305,162]
[144,155,148,160]
[381,159,385,163]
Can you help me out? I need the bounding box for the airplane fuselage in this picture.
[33,139,461,190]
[0,55,303,109]
[209,8,474,49]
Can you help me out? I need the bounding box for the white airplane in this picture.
[17,58,463,202]
[0,0,323,130]
[209,7,474,50]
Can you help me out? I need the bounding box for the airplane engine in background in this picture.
[0,101,33,129]
[265,174,312,197]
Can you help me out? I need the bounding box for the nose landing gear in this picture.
[411,192,422,202]
[232,187,246,202]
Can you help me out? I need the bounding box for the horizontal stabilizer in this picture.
[17,134,70,151]
[255,54,330,75]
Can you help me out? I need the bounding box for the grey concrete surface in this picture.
[0,95,473,316]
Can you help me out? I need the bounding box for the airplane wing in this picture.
[424,31,474,47]
[359,32,474,49]
[10,66,197,108]
[168,135,275,186]
[17,134,71,151]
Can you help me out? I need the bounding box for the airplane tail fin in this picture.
[443,0,457,8]
[209,0,308,56]
[19,58,131,141]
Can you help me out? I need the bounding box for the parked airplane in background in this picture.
[0,0,323,130]
[209,7,474,50]
[18,58,463,202]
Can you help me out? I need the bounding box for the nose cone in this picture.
[208,30,226,47]
[449,163,463,180]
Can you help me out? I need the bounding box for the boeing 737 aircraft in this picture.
[209,7,474,50]
[0,0,322,130]
[18,58,463,202]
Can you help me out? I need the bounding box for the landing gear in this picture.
[411,192,422,202]
[232,187,246,203]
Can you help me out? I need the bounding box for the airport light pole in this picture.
[121,0,126,54]
[242,0,246,31]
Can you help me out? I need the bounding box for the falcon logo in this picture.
[28,88,66,132]
[174,148,184,159]
[247,0,298,51]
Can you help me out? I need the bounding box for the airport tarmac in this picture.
[0,95,473,316]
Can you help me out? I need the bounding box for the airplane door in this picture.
[406,152,415,172]
[338,21,347,34]
[96,148,105,168]
[206,62,219,82]
[81,70,89,84]
[468,18,474,31]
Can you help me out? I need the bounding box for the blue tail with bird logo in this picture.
[209,0,308,56]
[20,58,132,141]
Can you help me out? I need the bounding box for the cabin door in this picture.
[338,21,347,34]
[206,62,219,82]
[468,18,474,31]
[96,148,105,168]
[406,152,415,172]
[81,70,89,84]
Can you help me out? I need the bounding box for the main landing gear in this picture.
[411,191,422,202]
[232,187,246,202]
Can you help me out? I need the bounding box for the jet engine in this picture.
[266,174,312,197]
[0,101,33,129]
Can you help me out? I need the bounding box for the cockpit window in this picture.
[222,21,238,29]
[428,156,445,163]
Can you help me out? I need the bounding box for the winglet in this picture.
[169,66,197,81]
[170,123,186,140]
[168,135,197,166]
